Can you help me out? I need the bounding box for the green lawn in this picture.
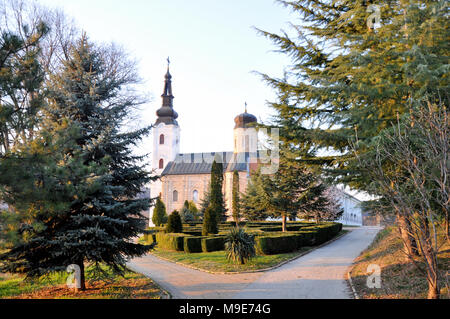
[0,266,165,299]
[151,230,348,273]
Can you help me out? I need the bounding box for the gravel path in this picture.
[127,227,381,299]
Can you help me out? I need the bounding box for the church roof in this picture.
[162,152,261,176]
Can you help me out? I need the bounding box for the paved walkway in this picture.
[127,227,381,299]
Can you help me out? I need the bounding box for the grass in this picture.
[151,230,348,273]
[0,265,166,299]
[349,224,449,299]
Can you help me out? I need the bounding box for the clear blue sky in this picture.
[38,0,296,154]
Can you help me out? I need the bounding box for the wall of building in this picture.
[336,193,363,226]
[161,171,250,220]
[161,174,210,214]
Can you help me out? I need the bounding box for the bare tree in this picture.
[356,100,449,299]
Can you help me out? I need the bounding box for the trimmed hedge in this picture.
[201,236,225,252]
[255,222,343,255]
[152,222,342,254]
[184,236,205,253]
[255,234,299,254]
[156,232,188,251]
[183,230,203,236]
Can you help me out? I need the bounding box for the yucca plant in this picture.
[225,227,256,265]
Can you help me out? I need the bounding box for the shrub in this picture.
[155,232,187,251]
[225,228,256,264]
[184,236,204,253]
[202,206,218,236]
[166,210,183,233]
[255,234,299,255]
[201,236,225,252]
[152,197,168,226]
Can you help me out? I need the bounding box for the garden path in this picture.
[127,226,381,299]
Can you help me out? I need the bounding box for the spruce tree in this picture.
[0,35,156,289]
[152,197,168,227]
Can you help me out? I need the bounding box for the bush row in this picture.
[154,232,226,253]
[151,222,342,255]
[255,223,342,255]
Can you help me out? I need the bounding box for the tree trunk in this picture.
[77,260,86,291]
[397,213,419,257]
[427,279,440,299]
[282,214,287,232]
[446,212,449,242]
[421,218,440,299]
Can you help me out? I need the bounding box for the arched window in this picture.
[159,159,164,169]
[173,190,178,202]
[159,134,165,145]
[193,190,199,203]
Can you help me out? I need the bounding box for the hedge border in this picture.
[148,230,350,275]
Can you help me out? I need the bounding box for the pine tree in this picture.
[258,0,448,271]
[244,149,334,231]
[166,210,182,233]
[232,171,241,226]
[0,35,156,290]
[0,19,48,153]
[152,197,168,226]
[241,169,271,221]
[257,0,448,188]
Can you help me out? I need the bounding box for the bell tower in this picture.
[149,58,180,226]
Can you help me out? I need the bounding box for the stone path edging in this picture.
[148,230,351,275]
[346,271,360,299]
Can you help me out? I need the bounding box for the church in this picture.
[149,63,262,226]
[147,63,377,227]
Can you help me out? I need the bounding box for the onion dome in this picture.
[234,103,257,129]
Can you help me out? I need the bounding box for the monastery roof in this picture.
[162,152,261,176]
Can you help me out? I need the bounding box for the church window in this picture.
[193,190,199,202]
[160,134,165,145]
[173,190,178,202]
[159,159,164,169]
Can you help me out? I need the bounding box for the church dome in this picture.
[157,106,178,119]
[234,111,257,129]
